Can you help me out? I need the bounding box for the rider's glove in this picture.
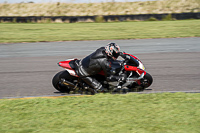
[120,52,126,59]
[120,52,130,59]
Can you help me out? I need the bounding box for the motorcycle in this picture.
[52,52,153,94]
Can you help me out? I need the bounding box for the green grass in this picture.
[0,93,200,133]
[0,20,200,43]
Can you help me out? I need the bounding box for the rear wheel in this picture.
[52,70,75,93]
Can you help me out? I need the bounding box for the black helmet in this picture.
[105,43,120,60]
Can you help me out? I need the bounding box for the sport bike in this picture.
[52,52,153,94]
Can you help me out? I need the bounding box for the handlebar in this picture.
[120,52,139,67]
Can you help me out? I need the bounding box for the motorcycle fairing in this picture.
[58,59,79,77]
[124,65,146,75]
[123,52,140,61]
[58,59,77,69]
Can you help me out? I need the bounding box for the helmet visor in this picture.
[113,51,120,58]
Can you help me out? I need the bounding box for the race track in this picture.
[0,37,200,98]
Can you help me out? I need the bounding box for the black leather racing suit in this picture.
[76,47,112,90]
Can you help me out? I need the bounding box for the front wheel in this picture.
[52,70,75,93]
[142,72,153,88]
[127,72,153,92]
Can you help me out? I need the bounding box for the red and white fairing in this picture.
[123,53,146,75]
[58,59,78,77]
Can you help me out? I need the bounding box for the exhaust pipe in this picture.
[60,78,76,87]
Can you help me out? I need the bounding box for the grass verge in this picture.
[0,93,200,133]
[0,20,200,43]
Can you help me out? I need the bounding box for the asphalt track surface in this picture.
[0,37,200,98]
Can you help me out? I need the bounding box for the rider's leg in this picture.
[81,76,104,91]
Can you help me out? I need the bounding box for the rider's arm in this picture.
[101,58,127,82]
[100,59,112,77]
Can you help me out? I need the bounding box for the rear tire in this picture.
[52,70,74,93]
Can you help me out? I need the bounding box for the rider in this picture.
[76,42,126,93]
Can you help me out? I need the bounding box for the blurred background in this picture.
[0,0,199,17]
[2,0,155,4]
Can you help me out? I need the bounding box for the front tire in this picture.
[142,72,153,88]
[127,72,153,92]
[52,70,74,93]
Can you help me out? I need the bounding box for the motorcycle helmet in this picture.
[105,42,120,60]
